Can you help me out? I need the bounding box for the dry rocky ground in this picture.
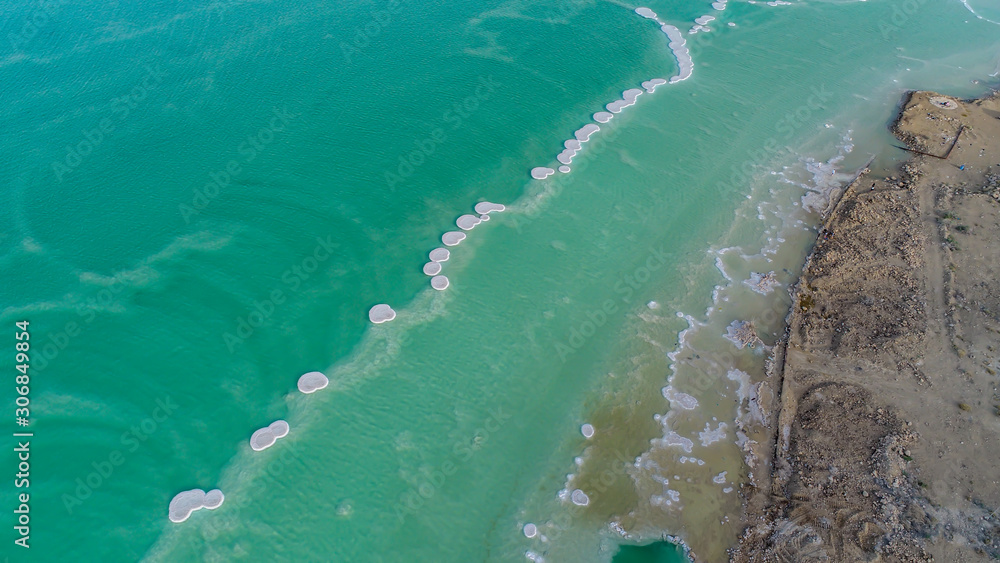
[732,90,1000,562]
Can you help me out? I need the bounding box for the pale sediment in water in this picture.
[530,167,555,180]
[430,275,449,290]
[296,371,329,394]
[168,488,225,523]
[429,248,450,262]
[368,303,397,323]
[441,231,466,246]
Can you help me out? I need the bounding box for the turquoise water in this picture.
[1,0,998,561]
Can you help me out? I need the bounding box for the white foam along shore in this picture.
[250,420,290,451]
[168,488,225,523]
[369,303,397,323]
[297,371,329,394]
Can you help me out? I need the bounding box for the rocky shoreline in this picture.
[731,89,1000,562]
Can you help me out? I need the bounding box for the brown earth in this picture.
[731,90,1000,562]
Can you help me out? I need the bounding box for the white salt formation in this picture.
[593,111,613,123]
[423,262,442,276]
[564,139,581,150]
[297,371,329,394]
[442,231,466,246]
[574,124,600,142]
[168,488,225,523]
[430,275,449,290]
[531,167,555,180]
[660,25,694,83]
[571,489,590,506]
[641,78,667,93]
[429,247,450,262]
[523,523,538,538]
[662,386,699,410]
[581,423,595,438]
[744,271,778,294]
[725,319,762,349]
[634,7,657,19]
[456,214,481,230]
[558,165,571,173]
[369,303,397,323]
[474,201,505,214]
[250,419,290,451]
[557,148,577,165]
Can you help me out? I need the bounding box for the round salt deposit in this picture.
[474,201,505,214]
[531,167,555,180]
[571,489,590,506]
[250,427,277,451]
[369,303,397,323]
[479,214,490,221]
[168,489,207,523]
[635,7,657,19]
[593,111,613,123]
[647,300,660,309]
[423,261,442,276]
[442,231,466,246]
[429,248,450,262]
[558,165,570,174]
[203,489,225,509]
[456,214,481,230]
[269,420,290,438]
[430,275,449,290]
[297,371,329,394]
[564,139,582,151]
[581,423,595,438]
[523,523,538,538]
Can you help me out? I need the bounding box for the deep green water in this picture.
[1,0,998,561]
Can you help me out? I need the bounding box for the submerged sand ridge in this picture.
[734,90,1000,562]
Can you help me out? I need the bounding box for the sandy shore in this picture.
[732,89,1000,561]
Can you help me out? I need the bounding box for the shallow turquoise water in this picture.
[1,0,998,561]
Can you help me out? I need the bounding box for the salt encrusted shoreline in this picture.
[731,89,1000,562]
